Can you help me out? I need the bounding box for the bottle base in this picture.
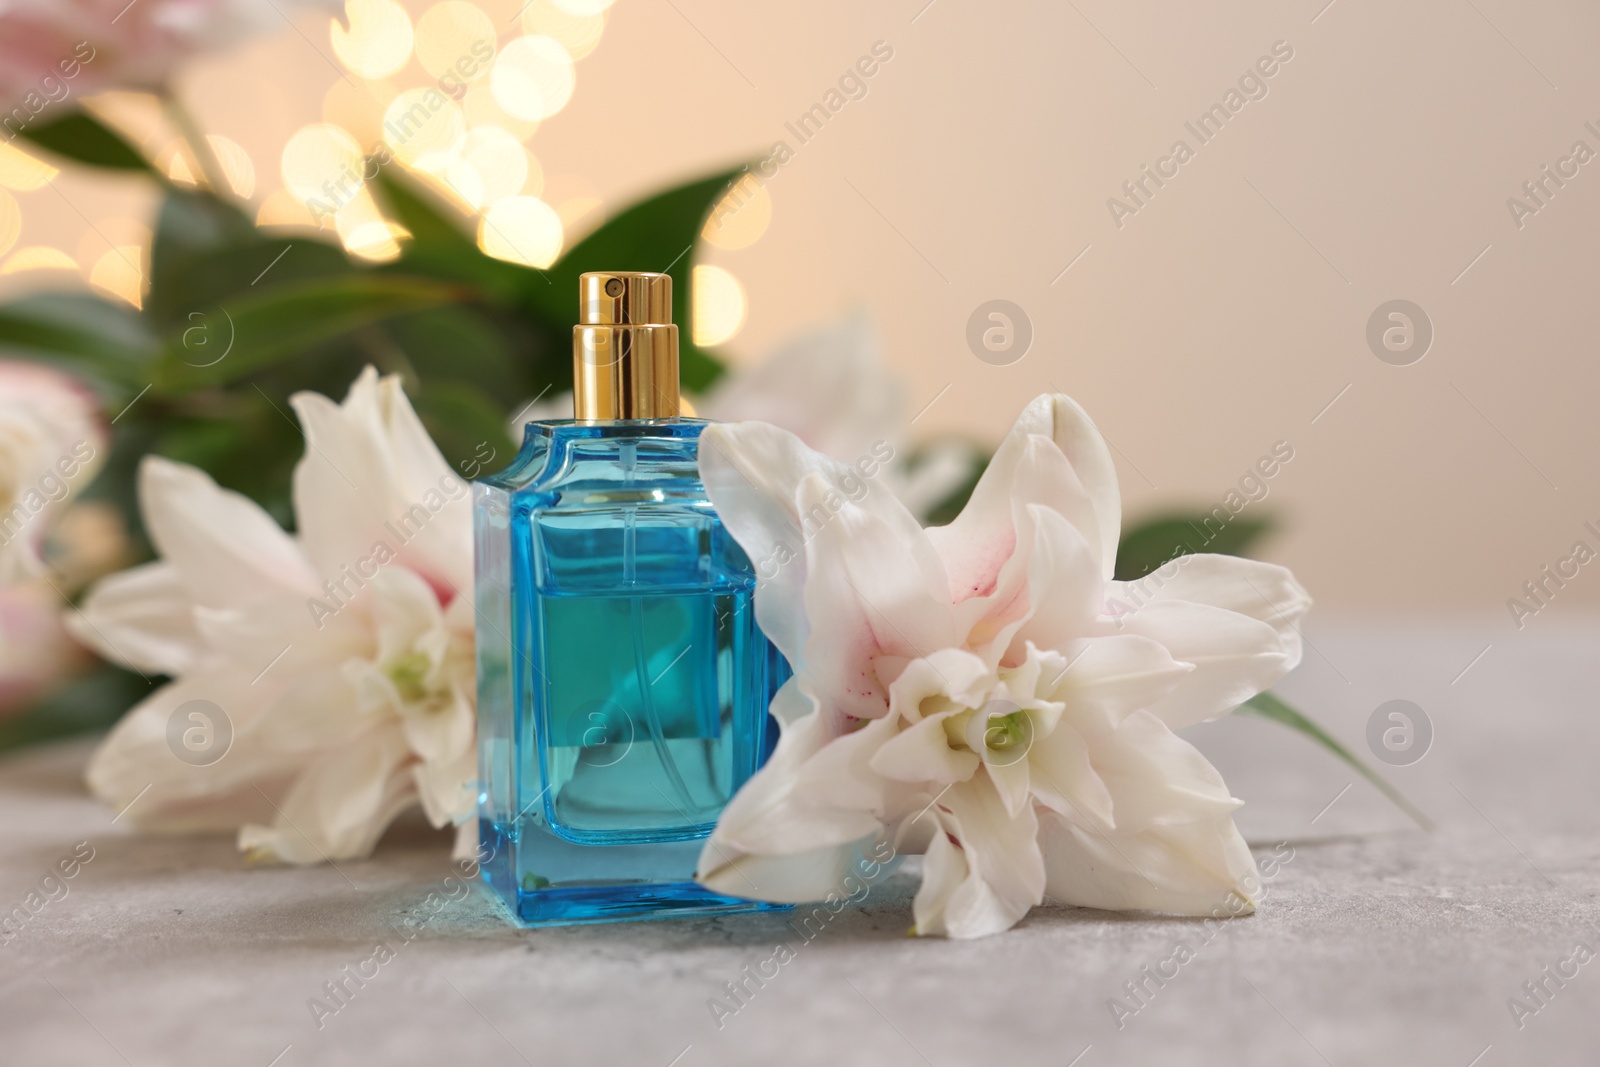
[495,881,790,927]
[478,817,789,927]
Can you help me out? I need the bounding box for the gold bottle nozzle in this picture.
[572,271,680,420]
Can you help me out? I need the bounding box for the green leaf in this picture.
[908,440,987,526]
[0,663,152,755]
[14,109,156,173]
[145,395,305,527]
[1115,512,1277,581]
[373,168,479,255]
[410,379,517,478]
[150,274,470,392]
[1241,691,1432,831]
[148,188,263,312]
[146,233,355,329]
[535,166,747,392]
[371,168,535,299]
[386,304,549,402]
[0,291,158,389]
[373,165,744,391]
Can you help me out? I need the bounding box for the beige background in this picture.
[10,0,1600,622]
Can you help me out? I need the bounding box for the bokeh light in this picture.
[463,82,540,140]
[0,189,19,258]
[478,196,562,267]
[702,174,771,251]
[257,190,321,230]
[445,126,531,208]
[1,247,77,276]
[692,265,746,347]
[164,135,257,199]
[334,189,408,262]
[74,219,148,270]
[281,124,365,208]
[415,2,498,81]
[521,0,606,60]
[0,143,58,192]
[89,247,145,308]
[490,35,576,122]
[383,88,468,170]
[330,0,415,79]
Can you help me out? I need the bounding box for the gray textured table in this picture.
[2,619,1597,1067]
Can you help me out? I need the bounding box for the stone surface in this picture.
[2,618,1598,1066]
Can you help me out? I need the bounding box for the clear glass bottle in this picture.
[474,271,788,925]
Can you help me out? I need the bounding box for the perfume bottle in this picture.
[473,271,788,926]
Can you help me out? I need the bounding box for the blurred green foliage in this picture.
[1115,512,1276,582]
[4,107,740,533]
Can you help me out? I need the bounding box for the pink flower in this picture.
[0,359,106,585]
[0,580,92,715]
[0,0,335,100]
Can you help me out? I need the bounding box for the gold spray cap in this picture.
[572,271,680,420]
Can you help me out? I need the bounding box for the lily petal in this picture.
[870,709,981,784]
[1038,809,1261,917]
[414,739,476,827]
[1025,720,1114,828]
[1001,503,1102,657]
[139,456,319,608]
[699,697,882,860]
[798,476,959,717]
[1044,634,1195,735]
[68,560,205,675]
[927,395,1121,610]
[1112,553,1311,648]
[701,418,953,720]
[913,782,1044,939]
[1109,600,1299,729]
[796,712,922,821]
[291,367,472,597]
[883,648,992,724]
[239,722,417,863]
[913,819,970,937]
[699,837,880,905]
[86,664,288,831]
[1035,708,1256,913]
[1087,710,1242,833]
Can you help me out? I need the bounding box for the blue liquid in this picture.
[474,420,788,925]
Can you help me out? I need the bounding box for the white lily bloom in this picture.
[696,312,904,465]
[71,367,476,863]
[697,313,979,517]
[694,393,1311,938]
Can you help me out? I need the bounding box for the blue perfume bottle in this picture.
[474,271,788,926]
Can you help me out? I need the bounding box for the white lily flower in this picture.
[698,312,980,518]
[694,393,1311,938]
[696,312,904,465]
[71,367,477,863]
